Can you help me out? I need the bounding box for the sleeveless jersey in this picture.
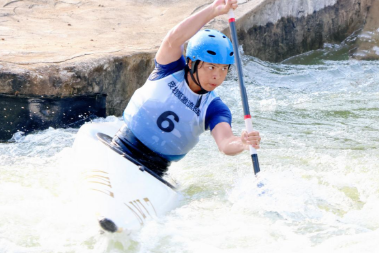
[123,69,218,161]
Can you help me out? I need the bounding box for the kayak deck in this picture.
[96,132,176,189]
[73,121,182,233]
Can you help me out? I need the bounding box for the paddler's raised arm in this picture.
[155,0,238,65]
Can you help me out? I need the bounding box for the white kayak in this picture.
[72,120,182,233]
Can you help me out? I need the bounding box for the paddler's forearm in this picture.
[217,135,249,156]
[212,123,261,156]
[166,5,217,50]
[156,5,217,65]
[156,0,238,65]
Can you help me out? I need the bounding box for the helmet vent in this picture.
[207,50,216,55]
[223,36,226,38]
[230,52,234,56]
[208,35,215,38]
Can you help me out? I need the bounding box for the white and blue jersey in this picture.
[122,56,232,162]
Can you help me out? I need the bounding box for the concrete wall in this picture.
[0,53,154,116]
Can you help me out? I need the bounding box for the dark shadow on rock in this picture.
[0,93,106,141]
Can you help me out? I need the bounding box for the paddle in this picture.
[228,9,260,175]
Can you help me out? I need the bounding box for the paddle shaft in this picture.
[228,9,260,175]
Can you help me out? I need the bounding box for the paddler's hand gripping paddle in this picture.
[228,9,261,175]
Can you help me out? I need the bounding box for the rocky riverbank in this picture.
[0,0,377,140]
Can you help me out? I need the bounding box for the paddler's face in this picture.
[188,60,229,93]
[198,62,229,91]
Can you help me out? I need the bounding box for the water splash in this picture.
[2,43,379,252]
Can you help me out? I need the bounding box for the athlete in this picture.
[112,0,261,176]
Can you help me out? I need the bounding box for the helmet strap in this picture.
[187,60,209,94]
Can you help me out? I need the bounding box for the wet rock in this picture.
[0,93,106,141]
[351,0,379,60]
[232,0,373,62]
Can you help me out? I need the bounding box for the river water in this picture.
[1,39,379,252]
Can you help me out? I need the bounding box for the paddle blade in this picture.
[251,154,260,175]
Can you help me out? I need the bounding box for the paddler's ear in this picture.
[187,59,193,69]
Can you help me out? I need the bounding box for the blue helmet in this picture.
[186,29,234,65]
